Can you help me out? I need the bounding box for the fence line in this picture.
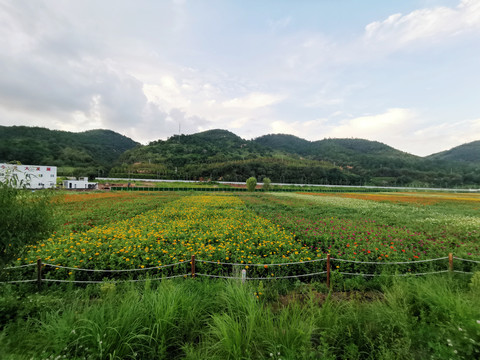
[4,263,36,270]
[42,261,185,272]
[196,270,328,281]
[5,255,473,274]
[337,270,450,277]
[196,258,328,267]
[42,274,191,284]
[7,254,456,274]
[1,253,478,286]
[331,256,449,265]
[2,279,37,284]
[453,257,480,264]
[453,270,475,274]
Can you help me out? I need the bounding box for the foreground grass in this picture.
[3,191,480,359]
[1,275,480,359]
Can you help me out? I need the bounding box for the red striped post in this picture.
[191,254,196,278]
[326,254,331,288]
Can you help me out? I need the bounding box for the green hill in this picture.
[0,126,139,177]
[1,126,479,187]
[253,134,312,155]
[114,130,480,187]
[427,141,480,164]
[118,129,270,168]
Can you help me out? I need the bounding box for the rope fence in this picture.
[336,270,450,277]
[1,253,478,288]
[4,263,36,270]
[41,261,185,272]
[453,256,480,264]
[196,258,328,266]
[195,271,329,281]
[331,256,449,265]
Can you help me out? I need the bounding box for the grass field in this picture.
[1,190,480,359]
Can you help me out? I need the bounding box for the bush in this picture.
[0,180,55,268]
[246,177,257,192]
[262,177,272,191]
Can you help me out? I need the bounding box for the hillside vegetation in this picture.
[113,129,480,187]
[0,126,139,177]
[427,140,480,164]
[1,126,479,187]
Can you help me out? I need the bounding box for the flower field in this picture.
[13,190,480,280]
[243,192,480,274]
[17,194,313,279]
[52,191,180,236]
[299,191,480,206]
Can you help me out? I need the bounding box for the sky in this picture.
[1,0,479,156]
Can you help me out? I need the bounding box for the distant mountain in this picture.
[254,135,414,158]
[119,129,271,168]
[0,126,139,176]
[1,126,479,186]
[114,130,480,187]
[254,135,423,171]
[427,141,480,164]
[312,138,409,157]
[253,134,312,155]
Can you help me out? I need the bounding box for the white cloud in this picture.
[364,0,480,49]
[0,0,479,158]
[270,118,328,140]
[141,69,285,138]
[328,108,415,138]
[222,92,284,109]
[266,108,420,152]
[412,117,480,155]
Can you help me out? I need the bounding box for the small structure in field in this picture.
[0,163,57,189]
[63,177,98,190]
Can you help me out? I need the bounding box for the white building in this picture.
[0,164,57,189]
[63,177,98,190]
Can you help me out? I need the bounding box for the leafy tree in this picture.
[0,175,55,268]
[246,177,257,192]
[262,177,272,191]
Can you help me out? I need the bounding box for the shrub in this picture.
[246,177,257,192]
[0,180,55,268]
[262,177,272,191]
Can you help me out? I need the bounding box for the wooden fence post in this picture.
[36,258,42,290]
[241,269,246,284]
[326,254,331,288]
[449,253,453,272]
[191,254,195,278]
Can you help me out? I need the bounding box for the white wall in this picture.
[0,164,57,189]
[63,179,98,189]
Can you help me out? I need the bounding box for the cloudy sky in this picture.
[1,0,479,156]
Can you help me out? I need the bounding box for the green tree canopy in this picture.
[262,177,272,191]
[246,177,257,192]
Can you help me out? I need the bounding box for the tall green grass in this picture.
[1,275,479,359]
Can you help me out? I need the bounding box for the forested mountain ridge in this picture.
[427,141,480,164]
[1,126,479,187]
[0,126,139,177]
[112,129,480,187]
